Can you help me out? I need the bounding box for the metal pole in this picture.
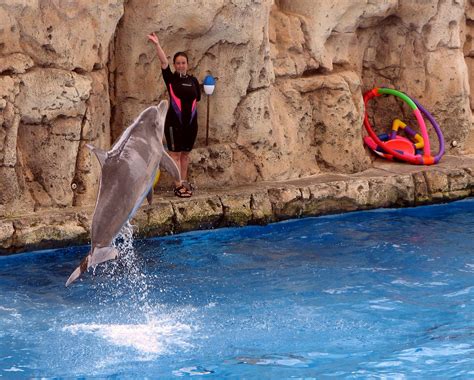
[206,94,210,146]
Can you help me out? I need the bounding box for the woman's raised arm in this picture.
[147,32,169,69]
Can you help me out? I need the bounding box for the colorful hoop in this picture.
[363,88,444,165]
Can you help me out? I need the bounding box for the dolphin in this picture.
[66,100,180,286]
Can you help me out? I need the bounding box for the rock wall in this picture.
[0,0,124,218]
[1,0,473,218]
[465,0,474,153]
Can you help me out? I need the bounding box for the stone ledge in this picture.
[1,155,473,254]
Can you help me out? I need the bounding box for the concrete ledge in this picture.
[1,155,473,254]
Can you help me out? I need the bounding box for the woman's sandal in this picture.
[174,185,192,198]
[182,181,194,196]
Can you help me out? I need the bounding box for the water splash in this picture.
[93,221,155,319]
[63,317,193,355]
[62,222,197,359]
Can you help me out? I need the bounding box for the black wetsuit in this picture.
[161,65,201,152]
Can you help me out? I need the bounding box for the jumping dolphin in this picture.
[66,100,180,286]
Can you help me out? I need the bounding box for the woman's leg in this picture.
[168,151,182,187]
[180,152,190,183]
[169,151,191,197]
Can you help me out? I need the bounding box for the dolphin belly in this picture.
[90,166,152,246]
[128,164,160,219]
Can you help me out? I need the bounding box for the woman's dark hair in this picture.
[173,52,188,63]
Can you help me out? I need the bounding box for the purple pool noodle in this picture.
[390,125,416,140]
[412,99,445,163]
[403,125,418,137]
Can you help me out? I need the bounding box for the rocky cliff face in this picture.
[1,0,473,217]
[0,1,123,217]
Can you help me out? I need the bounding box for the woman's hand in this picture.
[147,32,160,46]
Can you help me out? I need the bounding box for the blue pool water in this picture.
[1,199,474,378]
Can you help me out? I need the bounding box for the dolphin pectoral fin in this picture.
[86,144,107,167]
[88,246,119,268]
[65,255,89,287]
[146,189,153,205]
[160,151,181,182]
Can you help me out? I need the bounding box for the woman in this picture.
[147,32,201,198]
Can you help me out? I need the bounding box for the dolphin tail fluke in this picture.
[65,246,119,287]
[88,246,119,268]
[65,255,89,287]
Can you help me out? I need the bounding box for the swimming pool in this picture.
[1,199,473,378]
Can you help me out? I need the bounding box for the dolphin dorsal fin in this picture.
[86,144,107,167]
